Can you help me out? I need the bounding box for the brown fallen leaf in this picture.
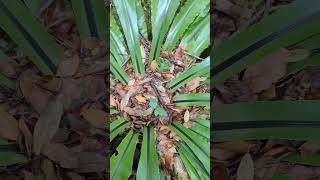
[56,54,80,77]
[135,95,147,104]
[244,49,307,93]
[20,75,53,113]
[33,95,64,155]
[110,95,118,107]
[80,108,108,129]
[151,60,158,72]
[186,77,205,91]
[299,141,320,155]
[0,107,19,141]
[42,143,79,169]
[74,152,107,173]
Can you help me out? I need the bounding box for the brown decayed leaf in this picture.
[42,143,79,169]
[0,107,19,141]
[151,60,158,72]
[80,107,108,129]
[299,141,320,155]
[173,156,188,179]
[33,95,64,155]
[66,172,85,180]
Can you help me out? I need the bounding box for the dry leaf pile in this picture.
[213,0,320,179]
[0,1,108,179]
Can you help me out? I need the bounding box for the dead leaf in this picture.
[0,107,19,141]
[214,141,257,154]
[33,95,64,155]
[236,153,254,180]
[56,55,80,77]
[151,60,158,72]
[74,152,107,173]
[66,172,85,180]
[299,141,320,155]
[20,76,52,113]
[80,108,108,129]
[42,143,79,169]
[183,110,190,123]
[186,77,202,91]
[110,95,118,107]
[244,49,296,93]
[41,159,59,180]
[135,95,147,104]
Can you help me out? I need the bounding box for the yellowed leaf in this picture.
[151,60,158,72]
[80,108,108,129]
[135,95,147,103]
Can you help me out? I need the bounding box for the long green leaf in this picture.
[213,101,320,142]
[23,0,54,16]
[170,123,210,173]
[71,0,107,40]
[136,0,148,39]
[163,0,209,51]
[148,0,180,65]
[111,55,130,85]
[0,151,28,166]
[281,153,320,166]
[0,74,15,90]
[137,126,160,180]
[173,93,210,107]
[0,0,63,75]
[191,118,210,140]
[212,0,320,85]
[177,142,209,180]
[113,0,144,75]
[110,118,129,142]
[167,57,210,91]
[110,130,138,180]
[180,14,210,56]
[110,14,128,65]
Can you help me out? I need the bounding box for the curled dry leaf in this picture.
[80,107,108,129]
[186,77,205,91]
[183,110,190,123]
[0,107,19,141]
[42,143,79,169]
[33,95,64,155]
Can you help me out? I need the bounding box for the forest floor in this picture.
[0,1,107,179]
[213,0,320,179]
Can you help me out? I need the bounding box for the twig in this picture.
[183,51,205,61]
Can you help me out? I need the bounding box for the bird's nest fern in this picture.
[110,0,210,179]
